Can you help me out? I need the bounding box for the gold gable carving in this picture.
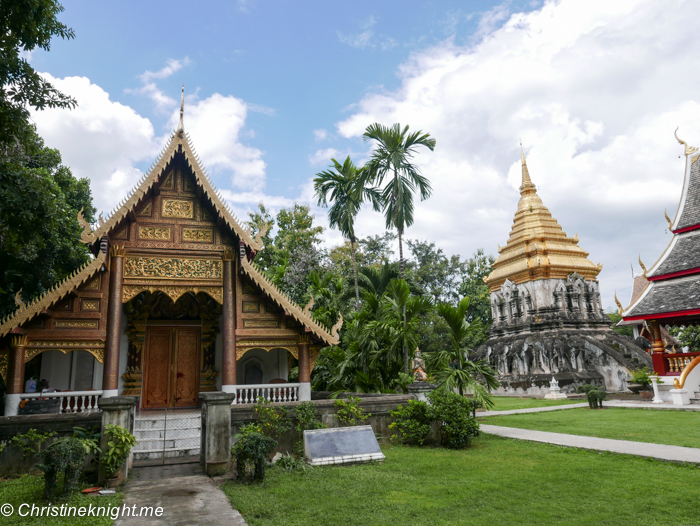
[124,257,222,279]
[122,285,223,304]
[161,198,193,218]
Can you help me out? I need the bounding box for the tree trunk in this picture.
[398,229,404,281]
[350,238,360,312]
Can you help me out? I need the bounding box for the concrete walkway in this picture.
[481,424,700,463]
[114,463,247,526]
[479,398,700,463]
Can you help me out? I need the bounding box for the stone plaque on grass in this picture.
[303,425,385,466]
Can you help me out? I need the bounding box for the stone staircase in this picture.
[690,392,700,405]
[132,409,201,465]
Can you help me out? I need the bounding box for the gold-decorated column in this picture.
[103,245,125,397]
[298,334,311,401]
[221,248,237,396]
[4,334,28,416]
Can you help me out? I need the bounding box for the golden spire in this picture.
[177,84,185,133]
[484,147,603,292]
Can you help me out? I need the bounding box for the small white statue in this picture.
[544,376,568,400]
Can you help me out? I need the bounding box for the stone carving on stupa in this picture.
[476,147,651,394]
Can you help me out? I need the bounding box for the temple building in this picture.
[477,149,650,393]
[0,92,340,416]
[620,131,700,405]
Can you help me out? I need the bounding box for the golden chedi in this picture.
[476,148,651,395]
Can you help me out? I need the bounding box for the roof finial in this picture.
[675,126,698,156]
[177,84,185,133]
[520,139,534,189]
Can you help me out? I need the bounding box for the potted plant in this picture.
[103,425,137,487]
[627,368,652,394]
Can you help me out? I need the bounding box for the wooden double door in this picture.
[143,326,201,409]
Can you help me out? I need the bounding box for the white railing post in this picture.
[19,391,104,414]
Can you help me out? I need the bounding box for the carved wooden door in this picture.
[143,326,201,408]
[173,328,200,407]
[143,328,173,408]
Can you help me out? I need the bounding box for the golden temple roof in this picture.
[484,148,603,292]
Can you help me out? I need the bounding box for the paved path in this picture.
[114,463,247,526]
[480,424,700,463]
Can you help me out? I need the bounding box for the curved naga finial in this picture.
[614,292,623,317]
[664,208,673,230]
[77,208,97,244]
[638,254,647,278]
[675,127,698,156]
[330,313,344,340]
[251,222,270,251]
[303,295,314,316]
[14,289,25,310]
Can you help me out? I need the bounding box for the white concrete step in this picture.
[133,447,200,461]
[135,427,200,440]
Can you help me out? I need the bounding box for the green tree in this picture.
[246,203,275,271]
[358,231,396,267]
[0,124,96,317]
[459,249,495,329]
[314,156,381,311]
[432,298,500,407]
[0,0,76,148]
[406,239,464,304]
[607,310,634,338]
[362,123,435,280]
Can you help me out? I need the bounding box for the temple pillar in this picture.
[4,334,27,416]
[103,245,125,398]
[298,334,311,401]
[649,320,666,375]
[221,249,237,396]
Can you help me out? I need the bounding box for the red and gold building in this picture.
[0,95,340,415]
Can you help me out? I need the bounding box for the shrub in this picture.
[275,452,310,473]
[294,401,326,456]
[389,400,433,445]
[12,429,56,459]
[334,397,370,427]
[232,425,278,482]
[72,426,101,457]
[103,425,137,478]
[38,437,85,499]
[429,390,480,449]
[255,397,291,439]
[630,368,652,386]
[575,384,599,394]
[587,389,606,409]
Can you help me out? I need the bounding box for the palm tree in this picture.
[433,297,500,408]
[371,279,433,376]
[314,156,381,311]
[362,123,436,280]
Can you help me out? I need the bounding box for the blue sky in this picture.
[28,0,700,308]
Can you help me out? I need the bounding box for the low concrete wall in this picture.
[231,394,412,453]
[0,412,102,475]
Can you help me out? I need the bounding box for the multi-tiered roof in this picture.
[485,149,603,291]
[622,132,700,322]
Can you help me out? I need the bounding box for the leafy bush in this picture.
[294,401,326,456]
[232,425,278,482]
[429,390,480,449]
[255,397,291,438]
[630,368,652,386]
[334,397,370,427]
[389,400,433,445]
[575,384,599,394]
[72,426,101,457]
[103,425,137,478]
[586,389,606,409]
[274,452,310,473]
[38,437,85,499]
[12,429,56,459]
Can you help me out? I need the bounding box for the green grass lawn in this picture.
[0,475,122,525]
[223,436,700,526]
[485,396,582,411]
[481,407,700,448]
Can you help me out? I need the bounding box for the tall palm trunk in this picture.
[350,238,360,312]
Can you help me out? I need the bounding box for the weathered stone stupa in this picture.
[475,149,650,394]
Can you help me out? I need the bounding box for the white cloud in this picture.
[309,148,342,166]
[337,15,398,50]
[125,58,191,112]
[336,0,700,308]
[313,129,328,141]
[30,74,156,214]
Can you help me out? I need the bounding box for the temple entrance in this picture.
[142,326,201,408]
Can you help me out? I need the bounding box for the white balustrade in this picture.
[19,391,103,414]
[234,383,300,404]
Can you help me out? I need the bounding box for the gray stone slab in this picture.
[304,425,385,466]
[481,424,700,464]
